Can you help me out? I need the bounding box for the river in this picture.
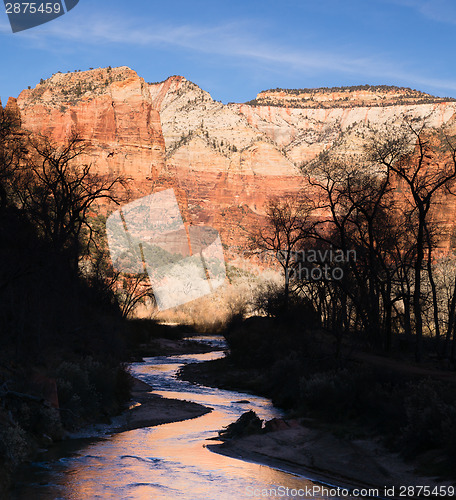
[10,336,356,499]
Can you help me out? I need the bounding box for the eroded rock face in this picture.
[149,75,456,250]
[16,67,165,181]
[13,67,456,252]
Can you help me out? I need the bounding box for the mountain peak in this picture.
[17,66,142,105]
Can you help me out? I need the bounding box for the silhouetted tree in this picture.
[301,151,405,350]
[15,131,125,272]
[367,119,456,361]
[249,194,313,311]
[0,105,24,212]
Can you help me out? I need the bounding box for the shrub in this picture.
[0,421,29,466]
[400,380,456,458]
[55,357,129,428]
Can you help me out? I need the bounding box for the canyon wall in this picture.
[14,67,165,185]
[12,67,456,255]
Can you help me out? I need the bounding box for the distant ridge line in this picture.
[257,84,436,95]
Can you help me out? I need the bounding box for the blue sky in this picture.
[1,0,456,104]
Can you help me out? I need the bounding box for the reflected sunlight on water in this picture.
[11,337,359,500]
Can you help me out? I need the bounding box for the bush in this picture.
[400,380,456,458]
[55,357,130,428]
[0,421,29,466]
[266,354,304,408]
[299,369,365,421]
[252,282,320,327]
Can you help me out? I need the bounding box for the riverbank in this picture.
[4,337,213,497]
[180,353,456,492]
[123,319,219,360]
[117,334,217,431]
[208,421,454,497]
[111,376,211,433]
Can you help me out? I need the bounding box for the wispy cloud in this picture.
[382,0,456,25]
[6,13,374,72]
[7,10,456,95]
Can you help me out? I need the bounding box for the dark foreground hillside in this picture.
[0,104,134,493]
[0,206,133,494]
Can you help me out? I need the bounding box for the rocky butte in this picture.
[7,67,456,255]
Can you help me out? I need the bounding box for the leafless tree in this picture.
[249,194,314,311]
[15,130,126,272]
[301,151,406,350]
[0,105,25,212]
[367,119,456,360]
[118,273,155,319]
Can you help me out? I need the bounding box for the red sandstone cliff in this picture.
[12,67,456,253]
[15,67,165,182]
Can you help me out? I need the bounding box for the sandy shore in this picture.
[110,377,211,433]
[208,423,454,497]
[122,378,441,494]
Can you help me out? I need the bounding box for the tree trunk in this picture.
[414,219,425,362]
[444,274,456,358]
[425,227,440,349]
